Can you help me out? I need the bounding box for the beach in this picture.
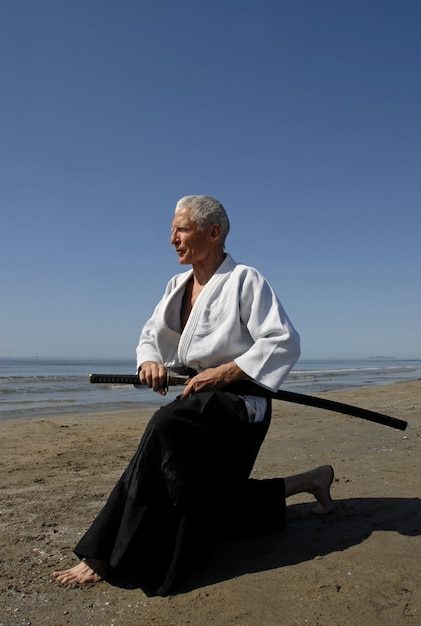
[1,380,420,625]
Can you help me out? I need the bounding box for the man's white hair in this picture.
[175,195,230,246]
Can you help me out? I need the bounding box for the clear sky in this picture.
[1,0,420,360]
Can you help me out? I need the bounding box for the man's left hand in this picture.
[180,362,246,399]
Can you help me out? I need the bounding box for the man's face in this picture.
[170,208,214,265]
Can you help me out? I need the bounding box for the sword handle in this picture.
[89,373,138,385]
[89,373,189,387]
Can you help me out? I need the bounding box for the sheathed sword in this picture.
[89,373,408,431]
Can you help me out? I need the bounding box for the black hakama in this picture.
[74,390,286,596]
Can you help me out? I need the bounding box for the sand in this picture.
[1,381,420,625]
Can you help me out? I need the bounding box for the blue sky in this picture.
[1,0,420,360]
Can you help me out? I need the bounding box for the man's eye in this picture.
[171,226,191,235]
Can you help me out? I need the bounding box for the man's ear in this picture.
[210,224,222,239]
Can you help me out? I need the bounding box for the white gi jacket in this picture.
[136,254,300,394]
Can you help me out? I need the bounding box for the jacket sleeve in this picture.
[135,278,176,369]
[234,268,300,391]
[136,303,164,368]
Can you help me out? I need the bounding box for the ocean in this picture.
[1,356,420,420]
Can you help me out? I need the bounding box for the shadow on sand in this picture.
[111,496,421,595]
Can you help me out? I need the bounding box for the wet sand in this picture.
[1,381,420,625]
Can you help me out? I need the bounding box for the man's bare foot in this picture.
[310,465,335,515]
[52,558,111,585]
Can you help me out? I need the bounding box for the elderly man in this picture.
[53,195,334,596]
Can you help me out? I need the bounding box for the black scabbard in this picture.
[272,389,407,431]
[224,381,408,431]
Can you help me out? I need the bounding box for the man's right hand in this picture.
[138,362,168,395]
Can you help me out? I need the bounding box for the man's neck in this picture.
[191,251,226,286]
